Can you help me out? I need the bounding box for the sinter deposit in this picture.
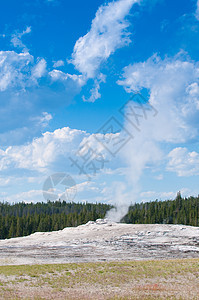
[0,219,199,265]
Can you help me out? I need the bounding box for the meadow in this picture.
[0,258,198,299]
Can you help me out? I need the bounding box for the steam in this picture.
[106,54,199,222]
[106,100,161,222]
[105,183,131,222]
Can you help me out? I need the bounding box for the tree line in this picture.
[0,201,112,239]
[122,193,199,226]
[0,193,199,239]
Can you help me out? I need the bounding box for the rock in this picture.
[0,223,199,265]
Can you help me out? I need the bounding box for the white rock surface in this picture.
[0,219,199,265]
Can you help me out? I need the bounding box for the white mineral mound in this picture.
[0,219,199,265]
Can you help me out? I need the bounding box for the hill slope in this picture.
[0,219,199,265]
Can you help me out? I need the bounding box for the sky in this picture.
[1,0,199,208]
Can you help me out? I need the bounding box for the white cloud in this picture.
[75,181,100,193]
[49,69,85,86]
[0,126,119,174]
[30,112,52,128]
[71,0,140,78]
[0,177,10,187]
[0,51,33,91]
[31,58,47,81]
[53,60,64,68]
[82,73,106,102]
[140,188,191,201]
[154,174,163,180]
[110,53,199,219]
[0,127,86,172]
[0,51,48,92]
[69,0,141,102]
[141,190,176,199]
[43,0,142,103]
[11,26,31,52]
[45,0,59,3]
[39,112,53,126]
[167,147,199,176]
[1,28,82,97]
[196,0,199,20]
[0,125,123,203]
[36,0,142,103]
[3,180,101,203]
[4,189,43,203]
[118,53,199,142]
[0,111,53,147]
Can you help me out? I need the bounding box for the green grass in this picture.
[0,259,198,285]
[0,259,198,299]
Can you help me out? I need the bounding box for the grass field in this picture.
[0,258,198,299]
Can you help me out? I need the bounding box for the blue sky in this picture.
[1,0,199,209]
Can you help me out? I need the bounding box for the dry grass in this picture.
[0,258,198,299]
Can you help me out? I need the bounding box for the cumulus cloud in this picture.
[0,50,51,143]
[0,126,119,175]
[0,51,33,91]
[0,127,85,173]
[0,0,143,107]
[167,147,199,176]
[1,27,81,96]
[0,53,84,146]
[1,0,142,103]
[0,50,48,92]
[118,53,199,142]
